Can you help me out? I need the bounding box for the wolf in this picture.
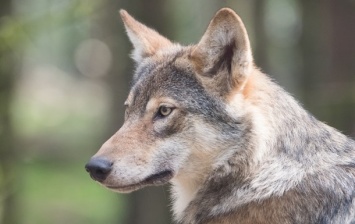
[85,8,355,224]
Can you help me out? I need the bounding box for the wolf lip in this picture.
[106,170,173,193]
[144,170,173,184]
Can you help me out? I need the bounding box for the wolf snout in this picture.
[85,157,113,182]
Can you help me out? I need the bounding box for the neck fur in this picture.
[169,68,338,221]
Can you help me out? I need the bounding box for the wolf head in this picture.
[85,8,255,193]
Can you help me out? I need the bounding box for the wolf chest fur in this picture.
[85,8,355,224]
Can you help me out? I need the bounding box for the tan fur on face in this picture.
[94,118,157,180]
[93,93,191,192]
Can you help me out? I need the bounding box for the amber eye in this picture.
[158,106,173,117]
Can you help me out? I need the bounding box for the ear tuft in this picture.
[190,8,253,94]
[120,9,172,63]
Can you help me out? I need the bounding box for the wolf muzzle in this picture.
[85,157,113,182]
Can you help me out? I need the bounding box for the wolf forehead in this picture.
[128,49,204,108]
[126,48,240,124]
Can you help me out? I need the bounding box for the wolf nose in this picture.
[85,157,113,182]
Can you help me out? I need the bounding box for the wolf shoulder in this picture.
[204,138,355,224]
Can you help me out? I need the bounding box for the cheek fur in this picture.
[153,111,188,138]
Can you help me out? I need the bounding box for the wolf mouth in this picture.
[106,170,173,193]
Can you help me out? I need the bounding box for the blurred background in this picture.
[0,0,354,223]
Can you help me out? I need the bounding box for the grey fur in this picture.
[180,75,355,224]
[87,8,355,224]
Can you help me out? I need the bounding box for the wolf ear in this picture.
[190,8,253,96]
[120,10,173,63]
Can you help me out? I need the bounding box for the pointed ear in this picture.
[190,8,253,96]
[120,10,173,63]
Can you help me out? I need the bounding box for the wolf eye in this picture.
[158,106,173,117]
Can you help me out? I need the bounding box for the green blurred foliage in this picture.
[19,162,124,224]
[0,0,95,53]
[0,0,122,223]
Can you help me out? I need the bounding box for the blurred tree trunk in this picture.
[325,0,355,135]
[252,0,268,71]
[91,1,172,223]
[299,0,325,105]
[299,0,355,136]
[0,0,17,224]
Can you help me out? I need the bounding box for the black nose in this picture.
[85,157,113,182]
